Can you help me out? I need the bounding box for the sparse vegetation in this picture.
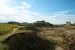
[33,21,53,27]
[0,21,75,50]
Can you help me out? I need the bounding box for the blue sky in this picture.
[0,0,75,24]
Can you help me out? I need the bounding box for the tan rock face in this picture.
[37,27,75,50]
[55,46,64,50]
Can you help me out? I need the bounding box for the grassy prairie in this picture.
[0,24,18,35]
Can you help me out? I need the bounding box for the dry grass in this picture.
[37,27,75,50]
[0,25,75,50]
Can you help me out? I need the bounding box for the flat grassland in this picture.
[0,24,18,35]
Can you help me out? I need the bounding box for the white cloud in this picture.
[0,16,6,20]
[0,0,35,22]
[0,0,31,14]
[0,0,14,14]
[0,0,75,24]
[0,0,10,3]
[45,11,75,24]
[22,2,31,9]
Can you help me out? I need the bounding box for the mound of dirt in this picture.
[5,32,56,50]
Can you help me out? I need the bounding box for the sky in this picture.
[0,0,75,24]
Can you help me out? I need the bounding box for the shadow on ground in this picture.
[4,32,56,50]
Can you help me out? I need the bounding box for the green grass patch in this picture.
[0,24,18,35]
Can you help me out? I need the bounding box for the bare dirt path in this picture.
[0,28,17,41]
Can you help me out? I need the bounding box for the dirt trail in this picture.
[0,28,17,41]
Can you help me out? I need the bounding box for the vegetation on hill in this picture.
[33,21,53,27]
[0,21,75,50]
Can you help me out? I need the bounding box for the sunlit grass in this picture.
[0,24,18,35]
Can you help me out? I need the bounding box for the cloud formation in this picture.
[0,0,36,22]
[0,0,75,24]
[46,11,75,24]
